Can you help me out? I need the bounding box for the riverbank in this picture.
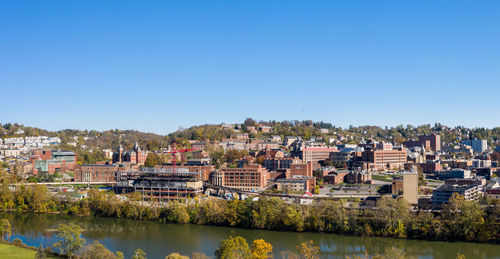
[4,211,500,259]
[0,242,60,259]
[1,185,499,244]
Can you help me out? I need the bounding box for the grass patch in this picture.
[372,174,392,182]
[0,243,59,259]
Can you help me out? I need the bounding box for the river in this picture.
[1,212,499,259]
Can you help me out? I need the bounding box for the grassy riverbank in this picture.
[0,243,60,259]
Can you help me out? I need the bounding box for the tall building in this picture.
[461,139,488,154]
[220,164,270,191]
[359,149,407,170]
[391,172,418,205]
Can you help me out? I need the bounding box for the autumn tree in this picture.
[297,240,319,259]
[133,248,147,259]
[215,236,251,259]
[250,239,273,259]
[0,219,11,241]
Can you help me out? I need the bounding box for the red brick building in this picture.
[220,164,271,191]
[112,142,148,165]
[31,149,77,175]
[75,164,118,182]
[359,149,407,171]
[290,161,313,178]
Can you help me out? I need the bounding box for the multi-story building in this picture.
[471,159,491,169]
[155,164,215,182]
[112,142,148,165]
[486,178,500,200]
[391,172,418,205]
[461,139,488,154]
[404,134,441,152]
[31,149,77,175]
[220,164,270,191]
[75,164,118,182]
[289,161,313,178]
[419,162,442,173]
[436,169,471,180]
[431,179,484,207]
[263,157,301,172]
[359,149,407,171]
[114,168,203,201]
[324,170,350,184]
[276,176,315,193]
[345,170,372,184]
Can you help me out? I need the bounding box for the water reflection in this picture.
[2,212,499,259]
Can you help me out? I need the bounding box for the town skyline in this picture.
[1,120,499,136]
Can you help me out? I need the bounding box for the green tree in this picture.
[0,218,11,241]
[53,223,86,258]
[133,248,147,259]
[250,239,273,259]
[215,236,251,259]
[442,193,485,241]
[144,153,159,168]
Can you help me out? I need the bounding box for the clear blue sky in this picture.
[1,1,499,134]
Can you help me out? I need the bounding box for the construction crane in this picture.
[165,141,196,172]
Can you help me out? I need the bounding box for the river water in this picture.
[2,212,499,259]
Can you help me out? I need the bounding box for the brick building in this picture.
[276,176,316,192]
[31,149,77,175]
[75,164,118,182]
[220,164,271,191]
[263,157,301,172]
[419,162,442,173]
[289,161,313,178]
[112,142,148,165]
[358,149,407,171]
[404,134,441,152]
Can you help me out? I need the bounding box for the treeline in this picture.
[0,185,499,244]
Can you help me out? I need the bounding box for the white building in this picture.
[461,139,488,154]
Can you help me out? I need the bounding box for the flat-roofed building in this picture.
[359,149,407,171]
[290,161,313,178]
[486,178,500,200]
[221,164,270,191]
[114,168,203,201]
[392,172,418,205]
[31,149,77,175]
[276,176,315,193]
[75,164,118,183]
[155,164,215,182]
[431,182,484,207]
